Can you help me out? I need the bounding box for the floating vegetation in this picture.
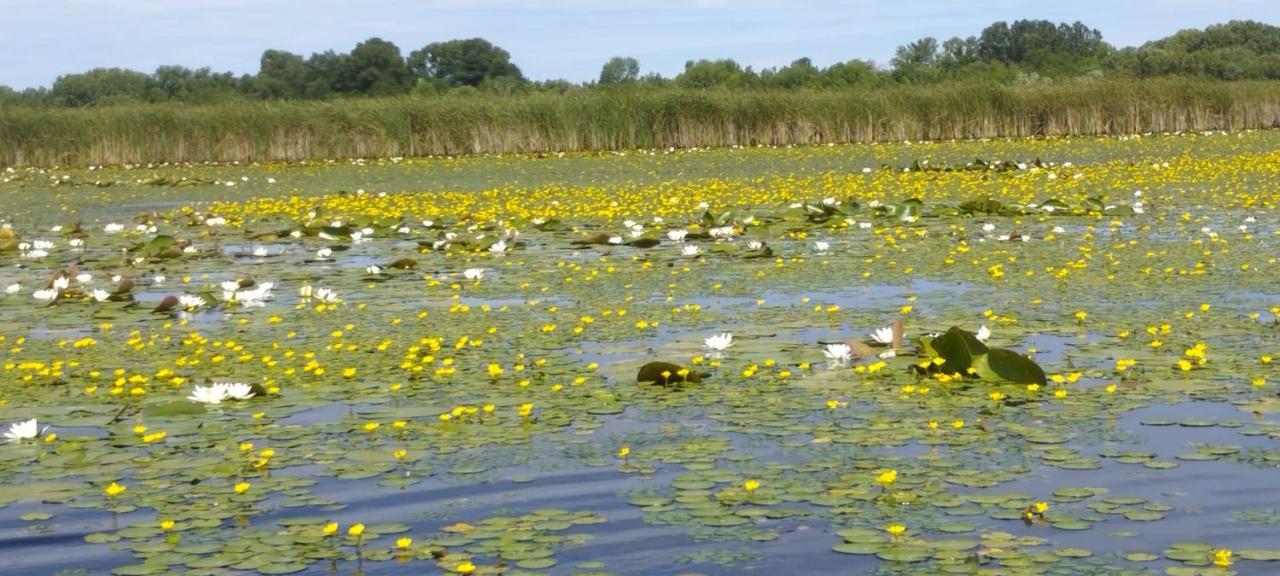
[0,131,1279,574]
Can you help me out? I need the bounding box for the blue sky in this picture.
[2,0,1277,89]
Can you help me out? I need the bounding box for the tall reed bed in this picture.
[2,79,1278,167]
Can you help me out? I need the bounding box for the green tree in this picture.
[303,50,350,98]
[49,68,150,106]
[821,59,884,87]
[345,37,412,95]
[675,59,752,88]
[148,66,240,103]
[1115,21,1280,79]
[408,38,524,88]
[598,56,640,85]
[769,57,820,88]
[891,38,941,82]
[255,50,310,99]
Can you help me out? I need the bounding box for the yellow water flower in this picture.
[396,536,412,549]
[617,446,630,459]
[455,561,476,574]
[873,469,897,487]
[104,482,126,497]
[347,523,365,538]
[322,522,339,536]
[743,479,760,493]
[1213,549,1232,567]
[885,524,906,539]
[234,481,251,494]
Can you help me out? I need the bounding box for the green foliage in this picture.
[7,21,1280,108]
[50,68,152,107]
[344,37,413,96]
[2,79,1279,167]
[407,38,525,88]
[1112,20,1280,80]
[598,56,640,85]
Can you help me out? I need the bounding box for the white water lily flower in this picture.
[814,241,831,254]
[316,248,332,260]
[878,349,898,359]
[703,332,734,352]
[236,283,273,307]
[204,217,226,226]
[220,281,241,293]
[4,418,45,442]
[824,343,853,365]
[366,265,382,275]
[33,289,58,301]
[52,276,70,291]
[252,246,268,257]
[221,383,256,401]
[5,283,19,294]
[314,287,338,303]
[667,230,688,242]
[75,273,92,284]
[982,223,995,233]
[178,294,206,309]
[709,226,734,239]
[871,326,895,345]
[463,268,485,281]
[608,236,624,245]
[1052,226,1065,234]
[859,222,872,230]
[91,289,110,302]
[69,238,84,248]
[681,245,701,257]
[976,325,991,342]
[103,223,124,234]
[298,284,313,299]
[187,384,226,405]
[747,240,763,250]
[489,240,508,253]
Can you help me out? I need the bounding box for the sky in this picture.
[2,0,1277,89]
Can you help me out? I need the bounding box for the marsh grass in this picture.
[3,79,1279,167]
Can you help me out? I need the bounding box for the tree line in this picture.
[1,19,1277,107]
